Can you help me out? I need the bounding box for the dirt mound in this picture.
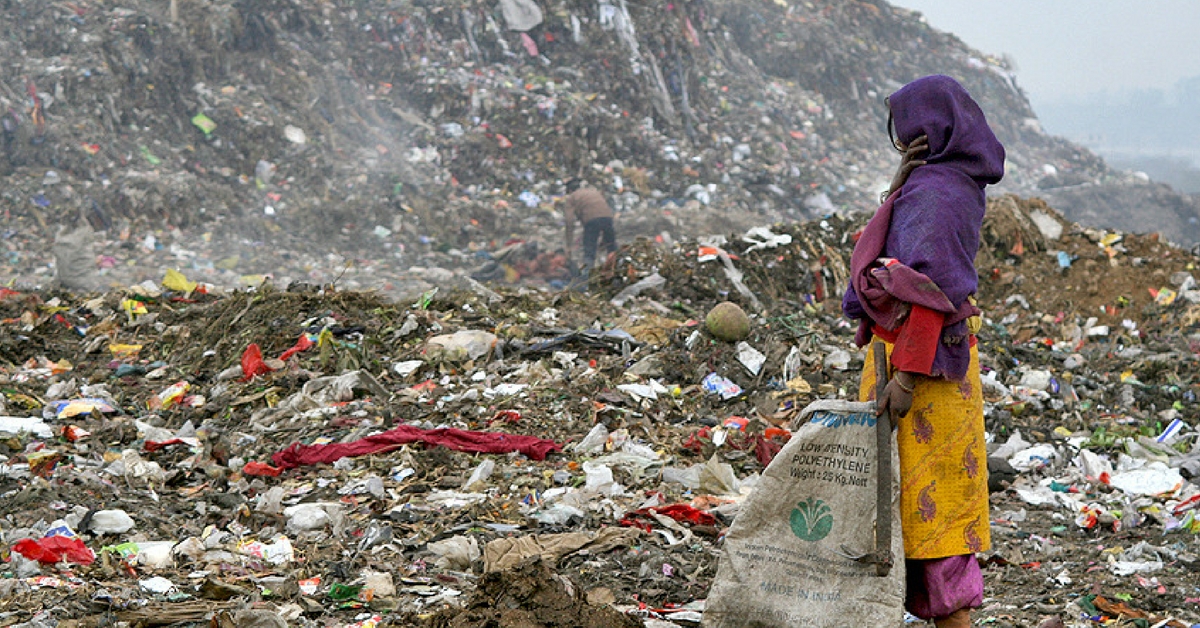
[2,0,1196,296]
[4,196,1200,625]
[417,559,643,628]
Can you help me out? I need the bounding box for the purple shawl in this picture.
[843,75,1005,380]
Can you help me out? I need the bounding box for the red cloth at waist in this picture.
[872,304,975,376]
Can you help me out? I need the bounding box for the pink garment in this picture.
[272,425,561,469]
[905,554,984,619]
[520,32,539,56]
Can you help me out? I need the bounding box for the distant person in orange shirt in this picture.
[559,179,617,270]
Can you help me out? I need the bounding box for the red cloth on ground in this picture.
[272,425,561,469]
[241,343,271,381]
[13,536,95,565]
[620,504,717,531]
[753,433,785,467]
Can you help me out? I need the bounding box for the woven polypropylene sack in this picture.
[703,400,904,627]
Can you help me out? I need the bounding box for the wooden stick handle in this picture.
[873,342,893,576]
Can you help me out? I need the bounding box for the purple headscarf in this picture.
[843,75,1005,380]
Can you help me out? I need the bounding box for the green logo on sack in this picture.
[789,497,833,541]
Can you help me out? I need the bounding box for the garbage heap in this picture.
[3,195,1200,627]
[4,0,1198,296]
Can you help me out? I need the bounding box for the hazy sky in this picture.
[889,0,1200,108]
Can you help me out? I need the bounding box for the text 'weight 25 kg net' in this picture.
[703,399,904,627]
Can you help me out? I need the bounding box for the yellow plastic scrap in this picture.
[109,343,143,360]
[191,112,217,136]
[162,268,198,294]
[786,376,813,394]
[1154,287,1177,306]
[121,299,148,320]
[152,381,191,410]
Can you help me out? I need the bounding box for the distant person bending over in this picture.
[560,180,616,269]
[843,75,1005,628]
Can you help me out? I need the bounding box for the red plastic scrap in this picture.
[242,461,283,477]
[491,410,521,425]
[753,433,784,467]
[13,536,95,565]
[620,504,717,531]
[271,424,562,469]
[144,438,189,452]
[241,343,272,381]
[279,334,315,361]
[681,427,711,454]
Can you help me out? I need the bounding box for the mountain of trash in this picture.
[4,195,1200,627]
[3,0,1199,295]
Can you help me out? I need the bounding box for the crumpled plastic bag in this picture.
[497,0,543,31]
[53,224,100,292]
[425,330,498,362]
[106,449,166,486]
[284,502,346,534]
[698,454,739,495]
[426,535,480,570]
[13,535,95,565]
[741,226,793,253]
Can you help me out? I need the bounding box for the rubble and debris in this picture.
[0,0,1199,626]
[1,196,1200,626]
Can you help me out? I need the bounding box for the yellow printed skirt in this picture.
[858,340,991,559]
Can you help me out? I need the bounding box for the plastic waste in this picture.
[425,330,498,362]
[1019,369,1053,391]
[574,423,610,454]
[393,360,424,376]
[735,342,766,375]
[617,382,658,401]
[1108,463,1183,496]
[283,125,307,144]
[107,450,166,486]
[823,348,852,370]
[661,463,702,490]
[46,398,116,420]
[701,373,742,400]
[254,486,286,515]
[238,536,294,565]
[255,160,276,185]
[13,523,94,565]
[135,541,175,568]
[698,454,739,495]
[529,503,586,525]
[426,535,480,570]
[0,416,53,438]
[284,503,344,533]
[1008,443,1057,472]
[362,571,396,598]
[583,461,623,495]
[462,459,496,491]
[610,272,666,307]
[88,510,135,534]
[741,226,793,253]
